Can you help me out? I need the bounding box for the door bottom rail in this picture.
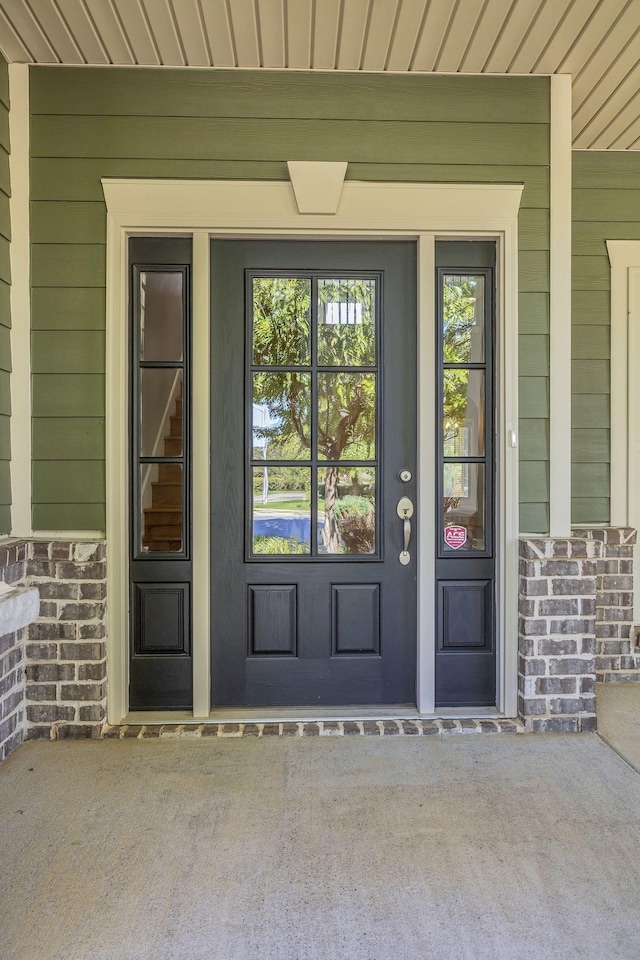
[102,717,524,739]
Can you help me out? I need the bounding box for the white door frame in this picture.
[103,179,522,723]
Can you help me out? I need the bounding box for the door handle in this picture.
[396,496,414,566]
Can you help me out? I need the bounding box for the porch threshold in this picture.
[105,711,523,739]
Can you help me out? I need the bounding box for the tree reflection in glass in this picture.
[251,275,377,556]
[442,276,484,364]
[318,279,375,366]
[253,278,311,365]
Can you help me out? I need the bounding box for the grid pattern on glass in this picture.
[441,272,488,554]
[249,273,379,558]
[135,266,187,557]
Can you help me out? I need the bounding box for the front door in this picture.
[210,240,417,707]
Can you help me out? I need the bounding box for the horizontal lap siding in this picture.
[30,68,550,533]
[0,57,9,534]
[572,152,640,525]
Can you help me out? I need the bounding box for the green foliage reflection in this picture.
[253,278,310,365]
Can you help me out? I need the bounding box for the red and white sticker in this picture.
[444,525,467,550]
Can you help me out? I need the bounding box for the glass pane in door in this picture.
[252,466,311,555]
[317,278,376,366]
[442,275,485,364]
[317,372,376,461]
[140,463,183,553]
[140,369,183,457]
[317,466,376,555]
[252,372,311,460]
[443,463,485,551]
[443,370,485,457]
[139,271,184,362]
[253,277,311,365]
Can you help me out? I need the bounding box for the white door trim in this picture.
[8,64,31,538]
[606,240,640,621]
[549,75,572,537]
[102,178,523,723]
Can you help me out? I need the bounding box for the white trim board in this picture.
[549,75,572,537]
[8,64,31,537]
[102,178,523,723]
[606,240,640,624]
[606,240,640,527]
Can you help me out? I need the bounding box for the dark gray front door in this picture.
[210,240,417,707]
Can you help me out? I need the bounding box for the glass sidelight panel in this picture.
[318,467,376,555]
[317,278,376,366]
[443,370,485,457]
[442,275,485,364]
[252,372,311,460]
[253,277,311,366]
[439,265,491,558]
[129,239,192,711]
[317,372,376,461]
[252,466,311,555]
[140,369,183,457]
[140,463,184,554]
[139,271,184,362]
[443,463,485,551]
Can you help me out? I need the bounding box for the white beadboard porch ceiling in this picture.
[0,0,639,150]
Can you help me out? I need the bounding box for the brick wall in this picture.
[519,537,600,732]
[0,541,28,761]
[25,541,107,741]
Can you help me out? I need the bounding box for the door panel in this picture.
[210,240,417,707]
[435,241,497,707]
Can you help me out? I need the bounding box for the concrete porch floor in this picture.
[1,734,640,960]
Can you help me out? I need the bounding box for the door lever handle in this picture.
[396,496,414,566]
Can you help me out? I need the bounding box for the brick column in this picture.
[25,540,107,741]
[573,528,638,682]
[519,538,600,733]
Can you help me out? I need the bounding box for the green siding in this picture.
[32,417,104,460]
[0,56,9,533]
[30,71,551,123]
[572,151,640,526]
[31,331,104,374]
[30,67,551,533]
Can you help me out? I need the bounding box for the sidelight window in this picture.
[132,266,190,557]
[439,271,493,554]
